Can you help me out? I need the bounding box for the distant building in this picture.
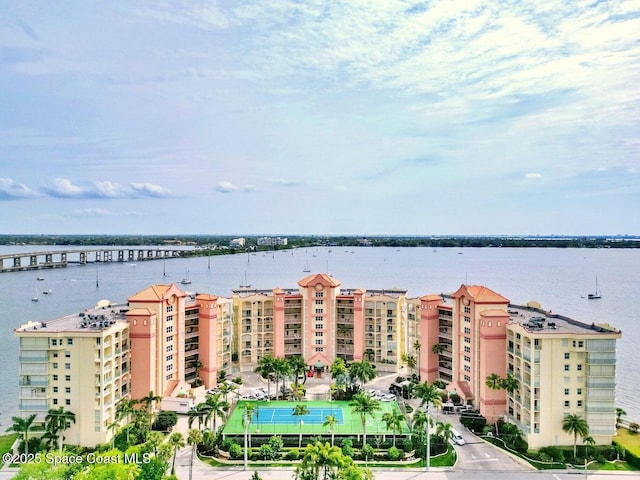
[257,236,288,246]
[230,238,246,248]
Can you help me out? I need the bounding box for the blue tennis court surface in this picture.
[253,406,344,425]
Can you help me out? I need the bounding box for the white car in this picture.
[380,393,396,402]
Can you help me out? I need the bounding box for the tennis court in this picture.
[221,400,411,438]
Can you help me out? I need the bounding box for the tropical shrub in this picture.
[387,446,402,461]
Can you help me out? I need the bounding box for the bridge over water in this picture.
[0,248,185,273]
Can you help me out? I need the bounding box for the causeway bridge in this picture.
[0,248,185,273]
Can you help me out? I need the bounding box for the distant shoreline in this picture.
[1,234,639,250]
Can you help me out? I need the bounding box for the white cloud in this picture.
[215,181,240,193]
[525,173,542,179]
[0,177,37,199]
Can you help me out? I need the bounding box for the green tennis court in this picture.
[222,400,411,437]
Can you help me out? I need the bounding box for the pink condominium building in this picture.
[15,273,620,449]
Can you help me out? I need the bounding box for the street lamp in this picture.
[243,408,248,470]
[425,403,431,472]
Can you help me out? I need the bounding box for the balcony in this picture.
[19,401,49,411]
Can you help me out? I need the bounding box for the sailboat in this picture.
[303,250,311,273]
[239,271,251,289]
[587,277,602,300]
[180,270,192,285]
[31,285,39,302]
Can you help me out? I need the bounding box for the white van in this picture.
[451,428,465,445]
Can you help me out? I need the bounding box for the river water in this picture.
[0,245,638,430]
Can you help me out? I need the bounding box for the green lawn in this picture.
[223,400,410,437]
[616,428,640,456]
[0,434,18,466]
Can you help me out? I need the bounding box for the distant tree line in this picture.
[1,234,638,249]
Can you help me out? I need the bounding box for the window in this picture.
[166,336,172,343]
[166,315,173,322]
[464,375,471,382]
[564,400,570,408]
[464,346,471,353]
[315,299,323,305]
[166,326,173,334]
[464,306,471,314]
[315,291,324,298]
[167,305,174,313]
[65,387,71,394]
[464,315,471,323]
[315,323,323,330]
[564,364,570,371]
[315,339,323,345]
[564,388,570,395]
[577,364,583,371]
[315,347,323,352]
[464,327,471,334]
[315,308,323,314]
[53,363,58,369]
[577,388,582,395]
[67,339,73,345]
[464,355,471,362]
[53,399,58,405]
[53,375,58,381]
[166,345,173,353]
[65,363,71,370]
[52,353,58,358]
[564,353,570,359]
[315,332,323,337]
[578,341,584,348]
[464,365,471,372]
[166,354,173,362]
[65,351,70,358]
[464,337,471,344]
[65,399,71,406]
[315,316,322,323]
[166,364,172,372]
[52,339,58,346]
[65,375,71,381]
[53,386,58,393]
[577,400,583,407]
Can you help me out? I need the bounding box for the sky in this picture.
[0,1,639,236]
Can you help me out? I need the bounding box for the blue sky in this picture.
[1,1,638,236]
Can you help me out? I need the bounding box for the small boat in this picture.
[31,285,39,302]
[43,289,52,295]
[180,270,192,285]
[36,277,45,281]
[587,277,602,300]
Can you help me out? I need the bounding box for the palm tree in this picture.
[140,390,162,419]
[187,403,209,430]
[413,381,442,470]
[349,392,381,446]
[616,407,627,427]
[290,382,306,402]
[44,407,76,451]
[217,382,238,403]
[500,373,519,395]
[204,392,229,432]
[562,414,590,459]
[255,354,276,398]
[485,373,503,434]
[413,340,421,380]
[348,360,376,388]
[115,397,138,444]
[187,429,203,480]
[293,404,311,448]
[167,432,185,475]
[6,414,37,456]
[329,358,348,399]
[295,441,347,480]
[323,414,337,446]
[272,357,291,400]
[381,412,404,447]
[242,404,257,450]
[583,435,595,459]
[288,355,309,386]
[435,421,453,446]
[106,419,120,450]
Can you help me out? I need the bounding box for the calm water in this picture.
[0,246,638,430]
